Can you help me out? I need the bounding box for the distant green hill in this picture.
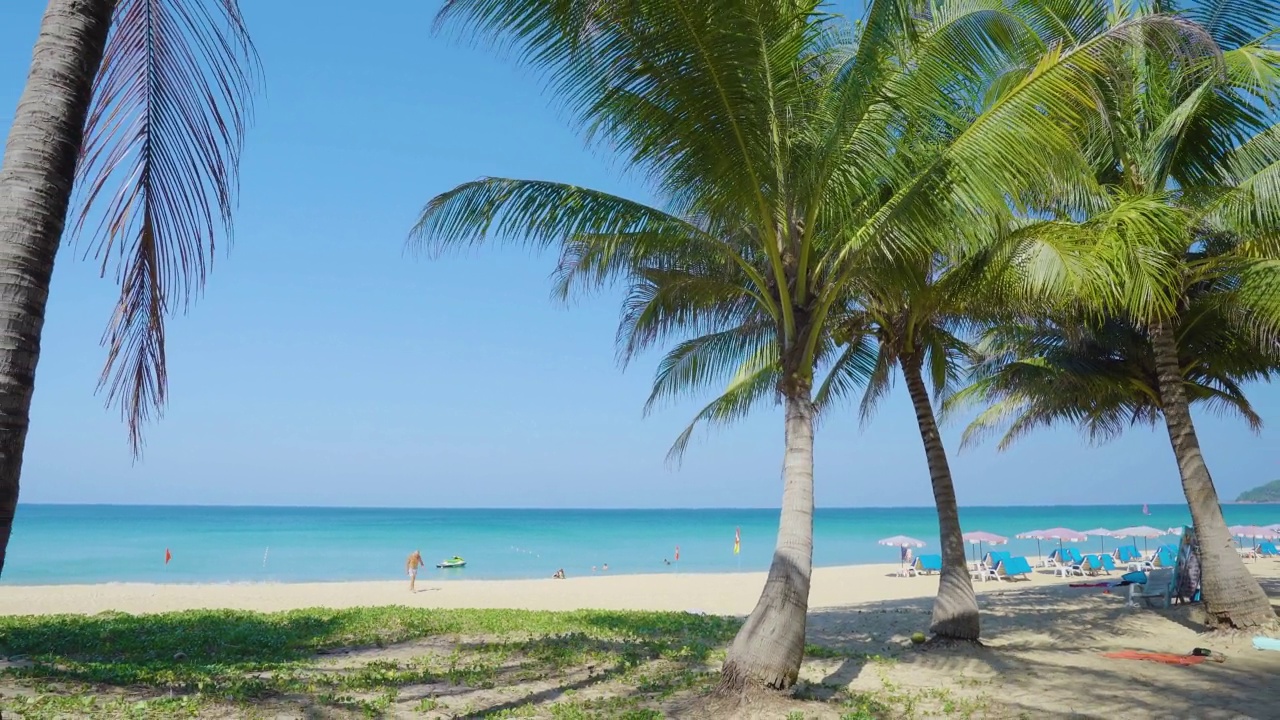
[1236,480,1280,503]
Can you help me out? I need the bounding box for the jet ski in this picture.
[436,556,466,569]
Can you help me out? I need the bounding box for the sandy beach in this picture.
[0,561,1082,616]
[3,560,1280,718]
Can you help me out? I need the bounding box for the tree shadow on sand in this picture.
[800,578,1280,719]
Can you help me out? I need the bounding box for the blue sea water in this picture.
[4,504,1277,585]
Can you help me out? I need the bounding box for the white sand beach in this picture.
[3,561,1280,718]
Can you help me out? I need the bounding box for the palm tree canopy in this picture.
[997,0,1280,323]
[949,283,1280,451]
[70,0,261,454]
[414,0,1202,459]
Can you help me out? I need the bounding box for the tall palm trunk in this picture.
[901,356,980,640]
[718,377,814,693]
[0,0,114,575]
[1151,318,1274,628]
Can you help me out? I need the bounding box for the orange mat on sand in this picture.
[1102,651,1206,666]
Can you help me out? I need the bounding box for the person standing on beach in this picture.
[406,550,424,592]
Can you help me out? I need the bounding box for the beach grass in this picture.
[0,606,1006,719]
[0,606,987,719]
[0,607,762,718]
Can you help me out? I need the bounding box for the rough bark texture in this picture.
[717,381,815,693]
[0,0,114,575]
[901,357,980,641]
[1150,318,1275,629]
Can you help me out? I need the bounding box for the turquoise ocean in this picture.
[5,504,1278,585]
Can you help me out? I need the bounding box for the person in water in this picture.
[553,568,566,579]
[406,550,424,592]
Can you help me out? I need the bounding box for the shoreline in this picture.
[0,559,1192,617]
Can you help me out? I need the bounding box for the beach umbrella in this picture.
[878,535,926,574]
[1038,527,1088,556]
[962,531,1008,565]
[1112,525,1165,554]
[1016,529,1047,564]
[1228,525,1278,561]
[1083,528,1114,553]
[1229,525,1279,540]
[1166,527,1184,536]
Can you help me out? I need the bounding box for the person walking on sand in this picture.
[406,550,424,592]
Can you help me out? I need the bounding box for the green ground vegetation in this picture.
[0,606,989,719]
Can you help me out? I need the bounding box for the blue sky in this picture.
[0,0,1275,509]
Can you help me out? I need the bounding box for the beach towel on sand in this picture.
[1102,651,1207,666]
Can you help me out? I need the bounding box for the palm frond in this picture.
[664,358,780,465]
[72,0,261,455]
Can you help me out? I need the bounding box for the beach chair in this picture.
[1151,548,1176,568]
[1095,554,1117,574]
[1127,568,1175,609]
[1257,541,1280,557]
[996,556,1033,581]
[983,551,1012,569]
[1046,549,1070,567]
[1075,555,1104,576]
[1114,546,1140,564]
[913,554,943,575]
[1066,548,1085,565]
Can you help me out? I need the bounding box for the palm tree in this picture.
[413,0,1188,689]
[985,0,1280,628]
[0,0,260,574]
[821,256,986,641]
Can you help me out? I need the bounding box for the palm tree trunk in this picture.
[901,358,980,641]
[1150,318,1274,629]
[718,380,814,693]
[0,0,114,575]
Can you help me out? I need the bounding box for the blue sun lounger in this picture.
[1095,554,1117,574]
[913,554,943,575]
[983,551,1012,569]
[1258,541,1280,557]
[996,556,1033,581]
[1114,546,1140,563]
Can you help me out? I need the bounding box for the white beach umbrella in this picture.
[1037,527,1088,556]
[1112,525,1166,554]
[1016,529,1047,563]
[1083,527,1114,553]
[878,535,926,572]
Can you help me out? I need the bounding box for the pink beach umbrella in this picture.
[962,531,1008,564]
[1229,525,1280,539]
[1228,525,1279,561]
[878,535,926,573]
[1113,525,1166,554]
[1083,528,1114,553]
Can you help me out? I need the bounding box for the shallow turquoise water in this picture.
[4,504,1275,584]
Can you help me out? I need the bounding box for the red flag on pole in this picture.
[674,545,680,562]
[165,548,172,565]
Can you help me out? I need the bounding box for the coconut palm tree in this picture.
[983,0,1280,628]
[413,0,1196,689]
[0,0,260,574]
[819,255,989,641]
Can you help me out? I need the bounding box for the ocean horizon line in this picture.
[15,501,1197,511]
